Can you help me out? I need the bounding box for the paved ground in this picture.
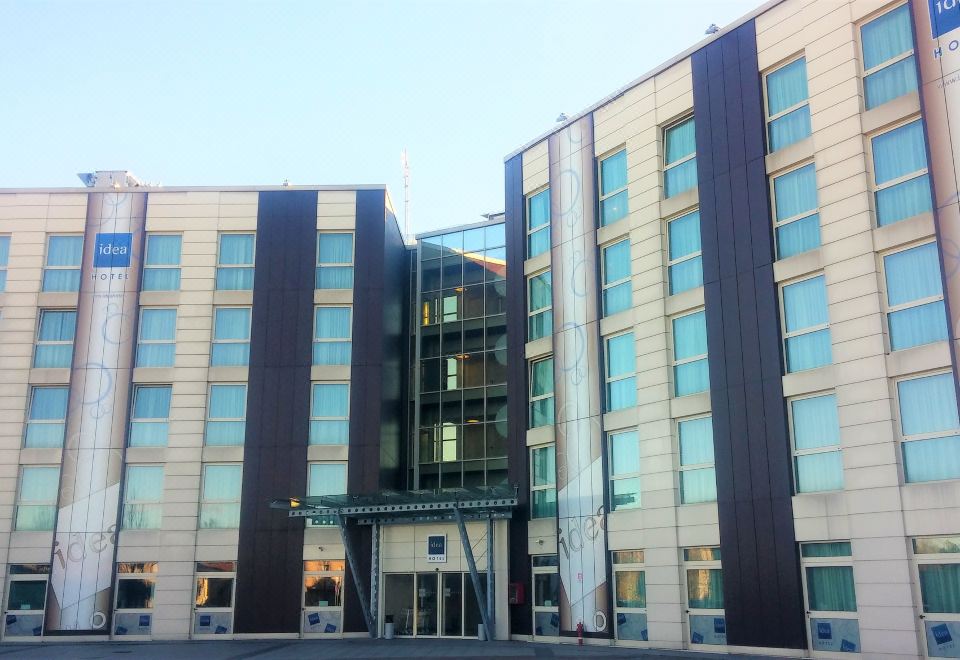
[0,638,793,660]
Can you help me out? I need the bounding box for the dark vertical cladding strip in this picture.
[234,190,317,634]
[505,154,532,636]
[693,21,806,649]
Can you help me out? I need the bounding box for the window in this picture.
[609,430,640,510]
[115,562,158,628]
[884,243,948,351]
[42,235,83,292]
[679,416,716,504]
[861,4,917,110]
[216,233,255,290]
[532,555,560,637]
[199,465,242,529]
[791,394,843,493]
[24,386,68,448]
[684,547,725,645]
[310,383,349,445]
[529,358,555,428]
[303,560,345,627]
[34,309,76,368]
[136,308,176,368]
[601,240,631,316]
[913,536,960,657]
[872,120,933,226]
[313,307,352,366]
[211,307,251,367]
[142,234,181,291]
[613,550,647,641]
[205,384,247,446]
[193,561,236,635]
[801,542,860,653]
[897,372,960,483]
[772,164,820,259]
[308,464,347,525]
[605,332,637,411]
[15,466,59,531]
[667,210,703,295]
[673,311,709,396]
[316,233,354,289]
[5,564,49,637]
[129,385,171,447]
[531,444,557,519]
[664,117,697,198]
[527,188,550,258]
[0,235,9,292]
[121,466,163,529]
[527,270,552,341]
[782,275,831,373]
[599,149,628,226]
[765,57,811,152]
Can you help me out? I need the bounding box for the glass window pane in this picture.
[673,311,707,360]
[776,213,821,259]
[214,308,250,340]
[606,333,635,379]
[862,5,913,70]
[140,309,176,340]
[876,174,933,226]
[792,394,840,450]
[795,451,844,492]
[528,190,550,230]
[38,310,76,341]
[29,387,69,421]
[687,568,723,609]
[611,477,641,510]
[786,329,832,372]
[8,581,46,610]
[767,58,809,116]
[914,537,960,555]
[309,464,347,497]
[675,359,710,397]
[669,211,701,260]
[116,579,155,609]
[903,435,960,483]
[209,385,246,418]
[532,445,556,486]
[219,234,254,265]
[312,384,349,417]
[314,307,351,339]
[134,386,171,419]
[145,235,181,265]
[669,257,704,296]
[317,234,353,263]
[768,105,811,152]
[801,542,852,557]
[610,431,640,476]
[806,566,857,612]
[529,271,552,312]
[143,267,181,291]
[865,55,918,110]
[873,121,927,185]
[774,165,817,220]
[532,488,557,518]
[615,570,646,608]
[679,417,714,465]
[919,564,960,613]
[604,281,632,315]
[898,373,960,436]
[889,301,948,351]
[125,466,163,501]
[885,243,943,307]
[601,150,627,195]
[681,468,717,504]
[665,118,696,165]
[600,190,629,226]
[20,467,59,502]
[603,240,631,285]
[47,236,83,266]
[783,276,828,333]
[203,465,242,500]
[530,359,554,397]
[664,158,698,198]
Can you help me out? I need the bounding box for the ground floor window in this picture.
[532,555,559,637]
[114,562,158,636]
[684,547,725,646]
[302,560,345,634]
[913,536,960,658]
[3,564,48,637]
[612,550,646,642]
[194,561,235,635]
[382,571,486,638]
[801,542,859,653]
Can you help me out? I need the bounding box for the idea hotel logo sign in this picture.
[931,0,960,39]
[92,232,132,280]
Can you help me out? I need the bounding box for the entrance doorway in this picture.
[382,572,486,638]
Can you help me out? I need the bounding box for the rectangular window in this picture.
[316,233,354,289]
[782,275,831,373]
[673,310,709,396]
[199,464,242,529]
[609,430,640,510]
[34,309,76,368]
[531,444,557,519]
[684,547,725,645]
[122,465,163,529]
[303,560,345,610]
[668,210,703,295]
[136,308,176,368]
[193,561,236,634]
[24,386,68,448]
[211,307,251,367]
[308,464,347,524]
[115,562,158,612]
[142,234,181,291]
[772,164,820,259]
[884,242,948,351]
[129,385,171,447]
[599,149,628,226]
[914,537,960,614]
[612,550,647,641]
[42,235,83,292]
[765,57,812,152]
[527,270,553,341]
[601,239,632,316]
[532,555,560,636]
[791,393,843,493]
[310,383,349,445]
[216,233,255,290]
[605,332,637,411]
[527,188,551,258]
[529,357,555,428]
[205,384,247,446]
[861,4,917,110]
[313,307,352,365]
[679,416,716,504]
[16,466,59,531]
[872,120,933,226]
[802,542,860,652]
[897,372,960,483]
[664,117,697,198]
[0,235,9,292]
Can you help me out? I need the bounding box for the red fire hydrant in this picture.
[577,621,584,646]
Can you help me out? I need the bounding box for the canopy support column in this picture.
[454,507,493,641]
[337,514,376,637]
[370,520,380,638]
[486,516,495,640]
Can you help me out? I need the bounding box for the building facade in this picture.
[1,0,960,657]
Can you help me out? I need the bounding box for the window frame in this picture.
[770,161,820,260]
[683,546,725,645]
[528,357,555,429]
[671,309,709,397]
[136,307,177,368]
[612,550,647,642]
[858,3,916,110]
[868,118,931,226]
[763,55,811,152]
[601,238,632,317]
[895,370,960,484]
[15,465,60,531]
[0,234,9,292]
[142,232,182,292]
[788,391,844,494]
[309,382,350,445]
[42,234,83,292]
[204,383,248,447]
[215,232,256,291]
[312,305,353,366]
[531,554,560,637]
[526,187,551,259]
[799,541,859,650]
[530,443,557,520]
[881,240,946,352]
[598,148,629,227]
[315,231,355,290]
[5,564,50,623]
[114,561,159,615]
[780,273,831,373]
[527,269,553,341]
[128,384,172,448]
[33,308,77,369]
[608,429,641,511]
[666,209,703,296]
[604,331,637,412]
[121,465,164,530]
[24,385,69,449]
[210,306,252,367]
[911,536,960,624]
[199,464,242,529]
[662,116,697,199]
[193,561,237,634]
[303,559,346,614]
[677,415,717,505]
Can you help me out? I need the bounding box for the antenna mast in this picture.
[401,149,411,242]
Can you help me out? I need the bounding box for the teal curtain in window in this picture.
[212,308,250,366]
[769,106,812,152]
[528,228,550,259]
[606,334,635,377]
[612,477,641,510]
[530,359,555,427]
[312,383,348,417]
[532,445,556,486]
[666,119,696,164]
[806,566,857,612]
[0,236,9,265]
[665,159,698,198]
[607,376,637,411]
[898,373,960,436]
[529,271,553,340]
[203,465,242,500]
[903,436,960,483]
[313,307,352,365]
[206,384,247,446]
[47,236,82,266]
[603,241,631,315]
[16,467,59,531]
[801,542,851,558]
[601,190,629,226]
[675,360,709,396]
[216,234,254,290]
[616,571,646,608]
[125,466,164,502]
[687,569,723,609]
[669,258,704,295]
[889,301,947,351]
[143,235,182,291]
[528,190,550,229]
[796,451,844,492]
[775,165,817,220]
[786,329,832,372]
[309,464,347,497]
[865,56,918,110]
[873,121,927,184]
[784,277,831,371]
[25,387,68,448]
[885,243,943,303]
[316,265,354,289]
[792,394,839,450]
[34,310,77,368]
[601,151,628,195]
[610,431,640,475]
[767,58,809,116]
[669,211,701,259]
[137,309,176,367]
[674,311,707,360]
[877,175,933,226]
[532,489,557,519]
[862,5,913,70]
[681,468,717,504]
[317,233,353,263]
[679,417,714,465]
[777,213,821,259]
[130,386,171,447]
[919,564,960,614]
[603,283,631,317]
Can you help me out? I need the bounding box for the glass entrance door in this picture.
[442,573,463,637]
[415,573,438,636]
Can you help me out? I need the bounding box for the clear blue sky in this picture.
[1,0,759,235]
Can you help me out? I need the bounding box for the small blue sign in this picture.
[427,534,447,562]
[93,232,132,268]
[714,617,726,634]
[139,614,150,627]
[324,623,337,633]
[818,621,833,640]
[215,625,228,634]
[933,623,954,645]
[931,0,960,38]
[692,631,704,644]
[550,613,560,627]
[115,626,128,635]
[31,625,41,636]
[840,639,857,652]
[617,613,626,625]
[641,628,648,641]
[199,615,211,627]
[5,615,15,625]
[308,612,320,625]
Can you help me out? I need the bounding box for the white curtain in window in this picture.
[601,151,628,195]
[862,5,912,69]
[673,312,707,360]
[145,235,181,265]
[898,373,960,436]
[904,436,960,482]
[610,431,640,475]
[317,234,353,264]
[665,119,696,164]
[774,165,817,220]
[312,383,349,417]
[873,121,927,184]
[767,58,809,116]
[309,464,347,497]
[315,307,351,338]
[792,394,839,450]
[214,308,250,340]
[679,417,714,466]
[219,234,254,265]
[125,466,164,502]
[865,56,917,110]
[47,236,82,266]
[203,465,242,501]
